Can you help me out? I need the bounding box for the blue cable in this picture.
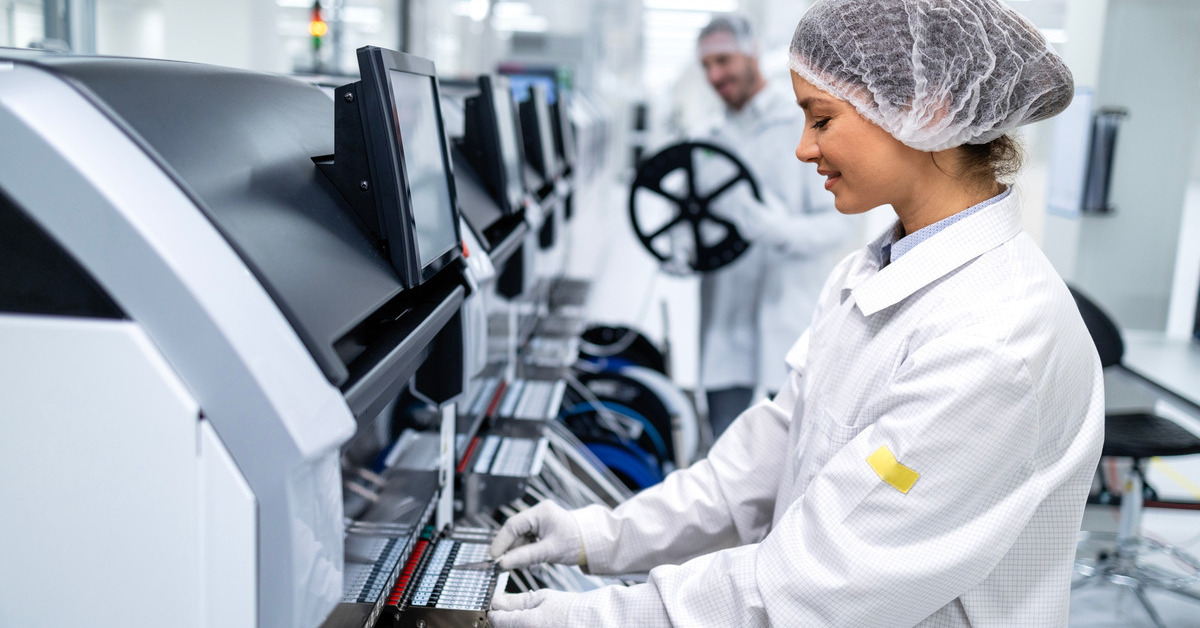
[584,441,663,489]
[563,400,669,467]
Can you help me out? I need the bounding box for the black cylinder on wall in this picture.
[631,102,648,167]
[1193,268,1200,342]
[1081,107,1128,214]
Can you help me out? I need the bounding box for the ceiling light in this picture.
[644,0,738,12]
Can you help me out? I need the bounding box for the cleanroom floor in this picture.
[1071,502,1200,627]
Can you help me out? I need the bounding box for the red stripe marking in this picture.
[485,380,509,418]
[387,539,431,606]
[456,436,482,474]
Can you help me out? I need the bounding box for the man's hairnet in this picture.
[788,0,1074,152]
[697,14,758,58]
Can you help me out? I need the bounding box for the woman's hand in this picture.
[489,501,585,570]
[489,590,576,628]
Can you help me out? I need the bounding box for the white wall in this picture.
[1165,59,1200,339]
[157,0,284,72]
[0,1,9,47]
[996,0,1200,335]
[95,0,162,59]
[2,0,45,48]
[1071,0,1200,330]
[1040,0,1109,280]
[90,0,335,74]
[1167,183,1200,338]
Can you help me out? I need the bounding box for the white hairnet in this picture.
[697,13,758,58]
[788,0,1074,152]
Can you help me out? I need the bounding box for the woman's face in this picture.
[790,71,927,215]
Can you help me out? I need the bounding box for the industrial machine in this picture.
[0,41,692,628]
[0,42,574,628]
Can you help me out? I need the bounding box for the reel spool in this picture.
[567,371,677,473]
[575,327,701,468]
[628,140,760,273]
[560,404,665,491]
[578,324,667,374]
[616,365,699,469]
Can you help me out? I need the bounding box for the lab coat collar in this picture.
[723,82,794,128]
[849,189,1024,316]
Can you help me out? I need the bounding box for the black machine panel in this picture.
[1194,276,1200,342]
[0,186,125,320]
[518,84,561,188]
[450,147,505,250]
[551,99,576,173]
[29,56,421,388]
[440,75,529,262]
[461,74,529,216]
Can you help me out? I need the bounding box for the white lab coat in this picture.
[695,83,853,391]
[565,191,1105,626]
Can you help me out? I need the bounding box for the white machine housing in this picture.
[0,51,470,628]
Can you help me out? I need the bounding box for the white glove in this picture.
[489,590,576,628]
[489,501,585,570]
[661,254,693,277]
[660,221,695,277]
[708,180,775,243]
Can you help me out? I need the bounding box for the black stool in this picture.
[1069,286,1200,627]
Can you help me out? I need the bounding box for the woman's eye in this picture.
[812,117,830,130]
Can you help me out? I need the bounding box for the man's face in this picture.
[700,35,759,110]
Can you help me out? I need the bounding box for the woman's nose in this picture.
[796,132,820,163]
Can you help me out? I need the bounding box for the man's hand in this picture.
[708,180,773,242]
[661,221,696,276]
[661,255,694,277]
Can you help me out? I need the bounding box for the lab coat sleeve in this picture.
[564,328,1093,626]
[571,335,808,576]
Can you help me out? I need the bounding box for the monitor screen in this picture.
[491,78,526,212]
[353,46,461,286]
[524,84,560,181]
[389,69,458,271]
[552,98,576,169]
[536,97,560,181]
[508,73,557,105]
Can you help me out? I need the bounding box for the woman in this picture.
[490,1,1105,625]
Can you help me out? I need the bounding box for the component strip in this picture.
[405,538,500,611]
[342,536,407,604]
[386,535,432,608]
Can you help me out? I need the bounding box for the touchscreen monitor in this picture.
[355,46,462,286]
[489,76,528,212]
[389,69,458,273]
[464,74,528,215]
[519,83,560,183]
[551,97,576,171]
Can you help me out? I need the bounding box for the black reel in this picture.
[565,370,676,470]
[628,140,760,273]
[578,324,667,375]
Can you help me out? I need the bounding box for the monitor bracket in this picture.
[316,82,382,239]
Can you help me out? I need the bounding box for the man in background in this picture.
[685,14,852,436]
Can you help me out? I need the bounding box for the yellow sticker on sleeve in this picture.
[867,446,920,494]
